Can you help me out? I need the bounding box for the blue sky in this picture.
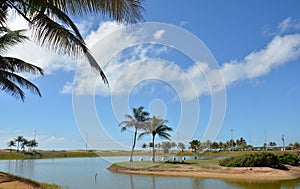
[1,0,300,150]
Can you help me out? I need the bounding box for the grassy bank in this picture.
[0,171,60,189]
[1,149,298,160]
[0,150,97,160]
[108,153,300,181]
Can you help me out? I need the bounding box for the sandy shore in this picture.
[0,172,60,189]
[109,164,300,181]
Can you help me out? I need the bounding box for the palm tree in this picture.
[119,106,149,162]
[138,116,172,163]
[141,143,147,151]
[0,27,44,100]
[15,135,24,152]
[178,142,185,152]
[0,0,145,85]
[7,140,15,152]
[27,139,38,151]
[20,138,28,152]
[189,140,201,152]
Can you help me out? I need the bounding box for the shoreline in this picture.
[0,171,60,189]
[108,163,300,181]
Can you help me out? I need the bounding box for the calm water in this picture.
[0,157,299,189]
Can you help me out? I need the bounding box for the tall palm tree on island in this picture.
[20,138,28,152]
[7,140,15,152]
[15,135,24,152]
[28,139,38,151]
[0,27,43,100]
[0,0,145,85]
[119,106,149,162]
[139,116,172,163]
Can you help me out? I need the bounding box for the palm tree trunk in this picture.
[130,128,138,162]
[152,135,155,163]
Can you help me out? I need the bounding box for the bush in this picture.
[219,152,280,168]
[278,153,300,166]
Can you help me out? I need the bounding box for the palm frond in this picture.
[0,73,25,100]
[158,132,171,140]
[29,12,108,84]
[0,9,8,26]
[0,56,43,75]
[121,126,127,132]
[0,69,42,99]
[138,131,150,140]
[53,0,145,24]
[124,114,134,120]
[0,27,28,53]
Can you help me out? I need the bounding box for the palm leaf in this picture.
[0,56,43,75]
[0,69,41,100]
[30,12,108,84]
[138,131,151,140]
[0,27,28,53]
[0,72,25,100]
[52,0,145,24]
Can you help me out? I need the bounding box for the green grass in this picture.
[114,161,160,168]
[199,165,219,170]
[0,150,97,160]
[112,156,225,171]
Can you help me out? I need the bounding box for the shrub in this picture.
[219,152,280,168]
[278,153,300,166]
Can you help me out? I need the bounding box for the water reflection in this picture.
[225,179,300,189]
[0,158,299,189]
[192,178,203,189]
[130,174,135,189]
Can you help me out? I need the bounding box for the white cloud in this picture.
[5,12,300,100]
[278,17,292,33]
[67,24,300,101]
[153,29,165,40]
[222,34,300,86]
[278,17,300,34]
[47,136,64,142]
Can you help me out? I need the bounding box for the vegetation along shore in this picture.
[0,172,60,189]
[109,151,300,181]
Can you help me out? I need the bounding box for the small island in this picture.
[108,152,300,181]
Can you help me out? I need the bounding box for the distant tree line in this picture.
[7,136,38,152]
[141,141,186,153]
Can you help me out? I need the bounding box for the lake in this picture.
[0,157,299,189]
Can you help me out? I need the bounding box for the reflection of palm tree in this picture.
[151,176,156,189]
[192,178,203,189]
[119,106,149,162]
[0,1,144,84]
[129,174,135,189]
[139,116,172,163]
[0,27,43,101]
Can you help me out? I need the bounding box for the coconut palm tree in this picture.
[0,0,144,85]
[27,139,38,151]
[138,116,172,163]
[178,142,185,152]
[189,140,201,152]
[119,106,149,162]
[0,27,43,100]
[20,138,28,152]
[7,140,15,152]
[15,135,24,152]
